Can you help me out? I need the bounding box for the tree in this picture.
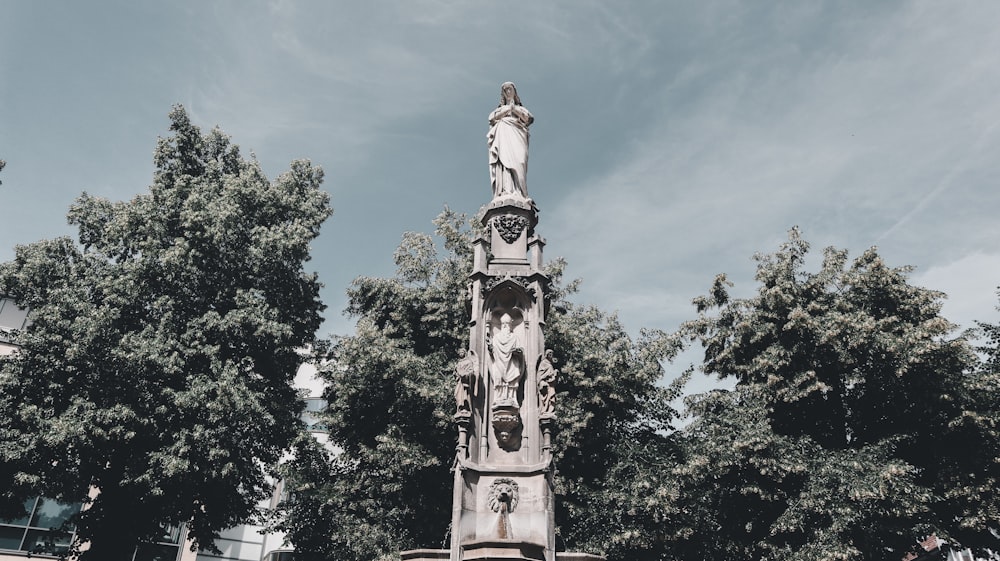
[977,290,1000,376]
[664,229,998,561]
[276,209,685,561]
[0,106,332,561]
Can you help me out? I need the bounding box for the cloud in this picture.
[912,252,1000,333]
[544,1,1000,334]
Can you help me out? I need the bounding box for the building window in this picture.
[1,499,183,561]
[265,550,295,561]
[0,297,29,343]
[132,524,182,561]
[302,397,328,433]
[0,497,80,555]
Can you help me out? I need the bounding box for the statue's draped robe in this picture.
[490,326,522,402]
[455,354,476,412]
[488,109,532,199]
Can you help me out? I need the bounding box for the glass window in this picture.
[2,497,36,526]
[157,524,181,544]
[0,496,81,554]
[133,542,181,561]
[304,397,327,412]
[0,526,26,550]
[22,529,73,554]
[302,398,329,433]
[0,299,28,331]
[131,523,182,561]
[32,497,78,528]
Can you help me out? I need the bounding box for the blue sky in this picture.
[2,1,999,368]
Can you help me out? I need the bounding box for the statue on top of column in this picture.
[488,82,534,201]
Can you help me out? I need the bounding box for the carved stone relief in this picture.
[487,478,520,513]
[481,274,536,300]
[491,214,530,244]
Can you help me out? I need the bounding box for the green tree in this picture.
[977,290,1000,376]
[665,229,997,561]
[276,209,684,561]
[0,106,332,560]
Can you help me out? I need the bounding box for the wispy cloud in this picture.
[546,1,1000,333]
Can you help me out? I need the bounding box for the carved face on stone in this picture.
[500,313,512,331]
[487,478,519,513]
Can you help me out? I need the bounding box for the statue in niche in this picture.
[537,349,558,417]
[488,82,534,201]
[454,349,478,414]
[487,313,524,407]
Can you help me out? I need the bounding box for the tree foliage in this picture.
[277,209,684,561]
[664,229,998,561]
[0,106,332,560]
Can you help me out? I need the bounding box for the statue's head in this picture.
[499,82,521,106]
[500,313,513,330]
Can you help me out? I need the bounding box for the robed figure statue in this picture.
[487,313,524,407]
[488,82,534,200]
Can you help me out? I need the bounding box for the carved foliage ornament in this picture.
[487,478,520,513]
[482,274,536,300]
[491,215,530,244]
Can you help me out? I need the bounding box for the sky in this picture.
[2,1,999,386]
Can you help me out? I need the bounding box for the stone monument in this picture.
[401,83,603,561]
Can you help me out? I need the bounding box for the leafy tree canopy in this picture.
[276,209,687,561]
[664,229,999,561]
[0,106,332,560]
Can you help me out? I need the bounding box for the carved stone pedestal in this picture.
[483,197,537,266]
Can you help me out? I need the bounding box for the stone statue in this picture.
[488,82,534,201]
[487,313,524,406]
[454,349,478,413]
[537,349,557,416]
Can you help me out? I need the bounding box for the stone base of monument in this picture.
[400,547,605,561]
[400,549,450,561]
[462,540,545,561]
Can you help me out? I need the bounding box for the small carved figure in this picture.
[454,349,478,413]
[487,313,524,406]
[537,349,558,416]
[488,82,534,200]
